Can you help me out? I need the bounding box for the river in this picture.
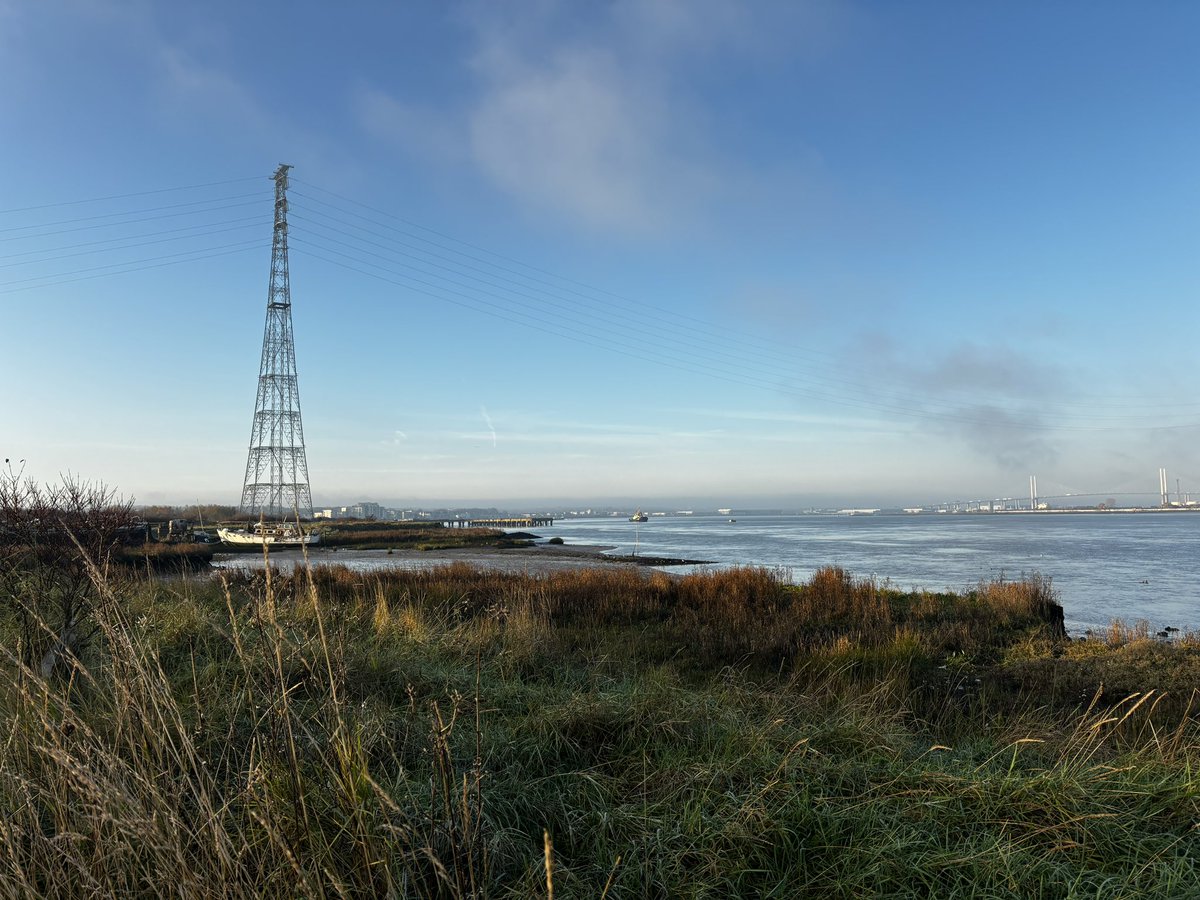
[548,512,1198,635]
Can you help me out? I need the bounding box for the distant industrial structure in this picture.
[920,468,1196,514]
[313,504,547,523]
[237,165,314,519]
[314,502,387,520]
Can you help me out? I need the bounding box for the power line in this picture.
[0,241,260,294]
[287,217,1198,427]
[290,186,848,372]
[289,199,822,375]
[288,187,1200,418]
[0,192,268,237]
[290,238,1196,432]
[0,175,264,216]
[0,245,259,295]
[0,219,262,269]
[2,171,1197,432]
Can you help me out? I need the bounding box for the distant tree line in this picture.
[137,503,238,523]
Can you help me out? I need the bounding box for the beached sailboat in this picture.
[217,522,320,547]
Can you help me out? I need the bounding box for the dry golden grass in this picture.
[1,559,1195,898]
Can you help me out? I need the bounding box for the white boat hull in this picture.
[217,526,320,547]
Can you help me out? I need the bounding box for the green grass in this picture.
[0,562,1197,897]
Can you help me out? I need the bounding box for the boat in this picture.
[217,522,320,547]
[629,509,648,523]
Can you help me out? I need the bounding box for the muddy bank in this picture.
[211,540,711,576]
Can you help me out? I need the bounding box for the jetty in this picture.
[439,516,554,529]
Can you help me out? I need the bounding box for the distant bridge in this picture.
[924,491,1186,513]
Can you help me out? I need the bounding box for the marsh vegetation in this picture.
[1,481,1197,896]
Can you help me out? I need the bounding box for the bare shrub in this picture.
[0,469,136,676]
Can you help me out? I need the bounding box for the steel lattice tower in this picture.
[238,164,313,519]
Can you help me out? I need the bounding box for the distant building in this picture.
[348,501,384,520]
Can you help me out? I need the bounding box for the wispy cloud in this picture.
[674,406,903,433]
[356,1,849,234]
[151,44,333,168]
[450,429,657,447]
[466,52,696,233]
[480,405,497,447]
[155,45,263,126]
[353,86,466,163]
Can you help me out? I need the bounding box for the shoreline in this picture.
[211,540,713,576]
[206,539,1187,639]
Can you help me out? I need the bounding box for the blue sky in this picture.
[2,1,1198,509]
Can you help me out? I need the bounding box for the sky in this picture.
[2,1,1198,510]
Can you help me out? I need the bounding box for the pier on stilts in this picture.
[440,516,554,529]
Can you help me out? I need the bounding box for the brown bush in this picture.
[0,472,136,675]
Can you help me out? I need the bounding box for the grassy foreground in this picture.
[1,562,1198,898]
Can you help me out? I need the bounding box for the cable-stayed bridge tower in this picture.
[238,164,313,518]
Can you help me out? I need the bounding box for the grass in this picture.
[0,561,1197,897]
[112,541,217,571]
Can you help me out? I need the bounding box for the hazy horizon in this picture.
[128,487,1173,515]
[4,3,1198,506]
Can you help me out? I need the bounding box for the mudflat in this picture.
[212,541,709,576]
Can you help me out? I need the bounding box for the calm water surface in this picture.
[550,513,1199,635]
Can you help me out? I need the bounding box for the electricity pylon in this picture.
[238,164,313,519]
